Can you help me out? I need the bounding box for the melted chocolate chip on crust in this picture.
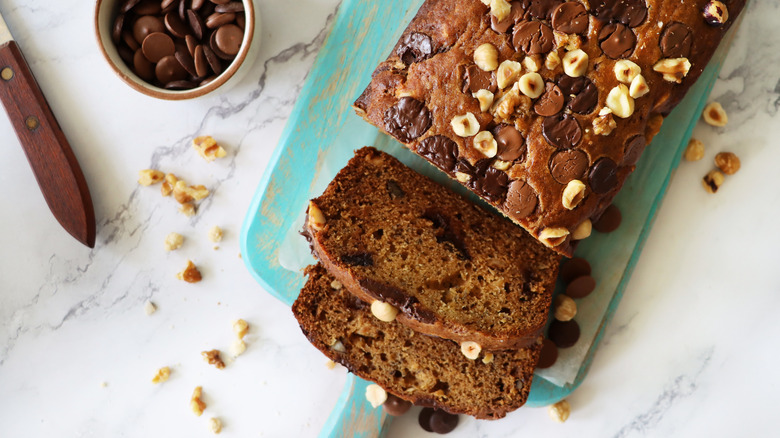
[505,179,538,218]
[558,76,598,115]
[551,2,589,35]
[491,1,526,34]
[660,22,694,58]
[384,97,432,143]
[493,124,526,162]
[525,0,563,21]
[463,65,497,94]
[513,20,554,55]
[534,82,565,117]
[622,134,646,166]
[599,23,637,59]
[397,32,433,65]
[542,114,582,149]
[417,135,460,172]
[589,157,619,194]
[549,149,589,184]
[591,0,648,28]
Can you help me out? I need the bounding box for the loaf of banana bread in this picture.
[303,147,560,350]
[292,264,542,419]
[354,0,745,256]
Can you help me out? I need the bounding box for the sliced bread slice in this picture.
[303,147,560,350]
[292,264,542,420]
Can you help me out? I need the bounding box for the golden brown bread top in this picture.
[354,0,745,256]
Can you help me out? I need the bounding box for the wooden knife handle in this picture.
[0,40,95,247]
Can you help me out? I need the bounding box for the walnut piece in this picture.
[179,203,196,217]
[161,173,177,197]
[191,386,206,416]
[177,260,202,283]
[202,349,226,369]
[593,108,617,136]
[152,366,170,384]
[192,136,227,162]
[138,169,165,186]
[173,181,209,204]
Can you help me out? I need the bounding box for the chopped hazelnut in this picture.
[562,180,586,210]
[472,89,495,112]
[473,131,498,158]
[192,136,227,162]
[629,74,650,99]
[702,170,725,194]
[702,102,728,127]
[177,260,202,283]
[208,226,223,243]
[684,138,705,162]
[161,173,177,197]
[307,201,326,231]
[231,339,247,357]
[330,280,342,290]
[152,366,170,384]
[548,400,571,423]
[164,232,184,251]
[539,227,570,247]
[606,84,635,118]
[325,360,337,370]
[481,352,494,364]
[201,349,226,369]
[365,384,388,408]
[614,60,641,84]
[496,60,522,89]
[523,56,541,72]
[715,152,740,175]
[233,319,250,339]
[190,386,206,416]
[455,172,472,183]
[474,43,498,71]
[562,49,588,78]
[460,341,482,360]
[138,169,165,186]
[703,1,729,26]
[179,202,196,216]
[370,301,400,322]
[653,58,691,83]
[451,113,480,137]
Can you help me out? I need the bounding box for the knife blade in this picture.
[0,11,95,248]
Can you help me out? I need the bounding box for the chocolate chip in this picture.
[179,0,187,20]
[133,49,155,81]
[428,409,459,434]
[505,179,538,218]
[123,31,140,51]
[589,157,619,194]
[591,0,647,28]
[566,275,596,298]
[463,65,497,94]
[525,0,563,21]
[194,45,210,77]
[536,338,558,369]
[191,0,206,10]
[155,54,188,84]
[164,11,190,38]
[542,114,582,149]
[186,9,205,40]
[215,1,244,13]
[417,135,459,172]
[493,124,526,162]
[418,408,435,433]
[549,149,588,184]
[386,180,406,199]
[133,15,166,45]
[383,394,412,416]
[593,204,622,233]
[622,135,646,166]
[164,79,199,90]
[206,12,236,29]
[135,0,162,15]
[175,49,198,77]
[185,34,198,56]
[112,13,125,45]
[548,319,580,348]
[534,82,565,117]
[118,45,135,66]
[599,23,636,59]
[472,165,510,204]
[384,97,432,143]
[660,22,694,58]
[490,1,525,33]
[551,2,589,35]
[560,257,591,283]
[512,20,554,55]
[120,0,141,13]
[202,44,223,75]
[142,32,175,63]
[397,32,433,65]
[340,253,374,267]
[558,76,598,115]
[210,29,235,60]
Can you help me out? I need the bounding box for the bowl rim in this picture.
[94,0,255,100]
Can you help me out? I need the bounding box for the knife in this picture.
[0,11,95,248]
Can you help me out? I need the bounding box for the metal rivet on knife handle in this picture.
[1,67,12,81]
[25,115,39,131]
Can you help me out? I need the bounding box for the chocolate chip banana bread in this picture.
[354,0,745,256]
[292,264,542,419]
[303,147,559,350]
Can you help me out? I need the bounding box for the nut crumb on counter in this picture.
[208,417,223,434]
[209,226,224,243]
[548,399,571,423]
[152,366,170,384]
[193,136,227,162]
[702,101,728,127]
[138,169,165,186]
[177,261,202,283]
[144,300,157,316]
[684,138,705,162]
[202,350,225,369]
[702,169,725,194]
[325,360,337,370]
[233,319,249,339]
[164,232,184,251]
[715,152,740,175]
[231,339,247,357]
[190,386,206,416]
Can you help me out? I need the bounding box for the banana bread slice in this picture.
[293,264,542,420]
[303,147,560,350]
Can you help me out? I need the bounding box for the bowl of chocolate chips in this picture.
[95,0,258,100]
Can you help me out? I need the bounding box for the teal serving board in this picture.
[240,1,738,436]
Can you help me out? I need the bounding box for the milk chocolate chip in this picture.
[660,22,694,58]
[593,204,622,232]
[542,114,582,149]
[397,32,433,65]
[558,76,598,115]
[534,82,564,117]
[505,180,538,218]
[526,0,563,21]
[493,124,525,162]
[589,157,619,194]
[383,394,412,416]
[384,97,432,143]
[418,135,459,173]
[142,32,175,63]
[463,65,497,94]
[472,162,509,204]
[536,338,558,369]
[599,23,636,59]
[513,21,554,55]
[133,15,166,44]
[552,2,589,35]
[591,0,648,28]
[491,1,526,33]
[566,275,596,298]
[560,257,591,282]
[549,149,588,184]
[622,135,646,166]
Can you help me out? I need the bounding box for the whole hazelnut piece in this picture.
[703,1,729,27]
[715,152,740,175]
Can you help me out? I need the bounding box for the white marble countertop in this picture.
[1,0,778,436]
